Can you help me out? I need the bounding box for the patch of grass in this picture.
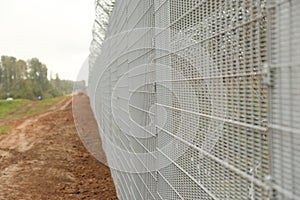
[0,125,12,135]
[0,99,29,115]
[27,96,66,115]
[0,96,68,135]
[0,96,67,122]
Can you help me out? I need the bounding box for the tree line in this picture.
[0,55,73,100]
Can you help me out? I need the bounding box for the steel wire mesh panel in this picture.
[89,0,158,199]
[268,0,300,199]
[88,0,300,199]
[154,0,269,199]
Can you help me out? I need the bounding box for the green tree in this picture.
[1,56,16,95]
[28,58,50,97]
[0,55,73,100]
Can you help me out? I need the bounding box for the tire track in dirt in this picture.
[0,96,117,200]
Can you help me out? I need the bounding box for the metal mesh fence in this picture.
[88,0,300,199]
[268,0,300,199]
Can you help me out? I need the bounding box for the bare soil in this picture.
[0,96,117,200]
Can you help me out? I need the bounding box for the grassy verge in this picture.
[0,125,12,135]
[0,99,29,115]
[0,96,66,122]
[27,96,66,116]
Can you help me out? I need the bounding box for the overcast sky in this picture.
[0,0,94,80]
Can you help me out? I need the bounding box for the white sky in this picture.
[0,0,95,80]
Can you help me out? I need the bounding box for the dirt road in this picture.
[0,96,117,200]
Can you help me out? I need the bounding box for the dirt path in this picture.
[0,96,117,200]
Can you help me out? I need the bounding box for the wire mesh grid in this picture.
[268,0,300,199]
[88,0,300,199]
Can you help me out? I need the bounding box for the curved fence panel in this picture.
[88,0,300,199]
